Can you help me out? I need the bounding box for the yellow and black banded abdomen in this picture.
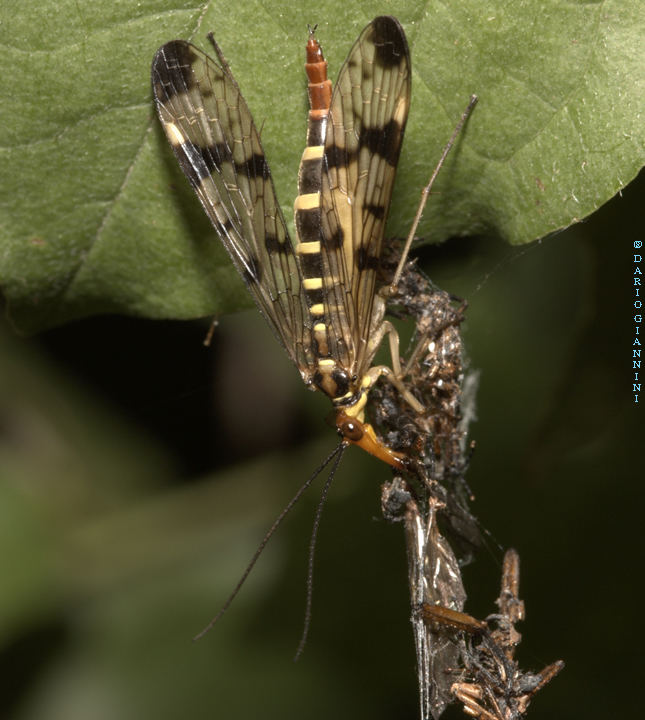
[294,30,351,401]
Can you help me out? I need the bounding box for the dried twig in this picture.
[372,258,562,719]
[375,254,479,718]
[450,549,565,720]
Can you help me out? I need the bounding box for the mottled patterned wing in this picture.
[320,17,411,376]
[151,41,312,375]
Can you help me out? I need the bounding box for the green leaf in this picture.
[1,0,643,333]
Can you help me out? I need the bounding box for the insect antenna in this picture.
[294,442,346,661]
[193,441,346,642]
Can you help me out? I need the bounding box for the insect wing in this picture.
[151,41,311,374]
[320,17,411,375]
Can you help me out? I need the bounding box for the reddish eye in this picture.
[340,419,363,442]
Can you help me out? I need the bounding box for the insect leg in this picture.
[363,315,425,413]
[389,95,478,293]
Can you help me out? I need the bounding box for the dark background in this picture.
[1,170,642,719]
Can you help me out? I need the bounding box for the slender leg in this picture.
[366,96,478,417]
[389,95,478,293]
[363,320,424,414]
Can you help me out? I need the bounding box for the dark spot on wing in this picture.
[220,217,235,234]
[322,225,344,249]
[176,141,229,185]
[236,153,269,181]
[359,120,404,166]
[356,247,380,271]
[371,17,409,68]
[324,143,350,170]
[152,41,200,95]
[365,203,385,220]
[175,141,269,187]
[265,232,288,255]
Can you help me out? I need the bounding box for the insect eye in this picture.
[339,418,364,442]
